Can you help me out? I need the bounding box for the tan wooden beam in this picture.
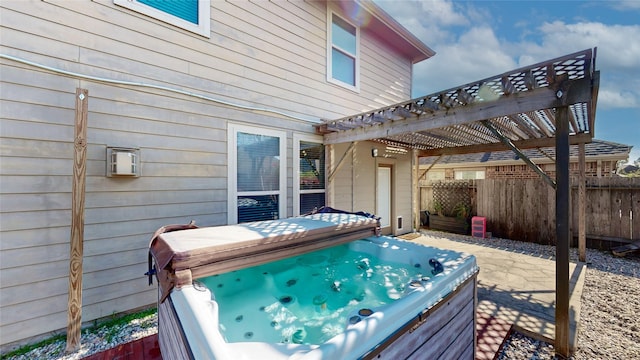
[456,88,475,105]
[327,142,357,183]
[508,114,540,138]
[494,116,530,140]
[501,76,516,95]
[527,111,554,137]
[588,71,600,136]
[523,70,537,90]
[412,149,419,230]
[568,108,580,134]
[66,88,88,353]
[323,78,593,145]
[418,155,443,182]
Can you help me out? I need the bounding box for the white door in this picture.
[377,166,391,229]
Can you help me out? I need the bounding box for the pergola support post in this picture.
[412,149,419,231]
[555,105,570,358]
[578,142,586,262]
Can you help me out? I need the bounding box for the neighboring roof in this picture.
[317,49,600,158]
[339,0,436,63]
[419,139,631,166]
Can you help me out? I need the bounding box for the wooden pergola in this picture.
[317,48,599,357]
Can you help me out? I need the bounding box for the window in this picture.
[455,170,486,180]
[294,135,325,216]
[228,124,286,224]
[115,0,210,37]
[327,11,359,91]
[425,170,445,181]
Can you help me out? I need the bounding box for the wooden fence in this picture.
[420,177,640,246]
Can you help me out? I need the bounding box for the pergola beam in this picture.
[323,77,592,145]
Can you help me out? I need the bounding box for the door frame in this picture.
[376,163,394,235]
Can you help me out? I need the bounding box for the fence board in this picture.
[421,177,640,245]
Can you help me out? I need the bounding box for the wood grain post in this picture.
[66,88,88,353]
[324,144,332,207]
[555,105,570,358]
[412,149,419,231]
[578,142,586,262]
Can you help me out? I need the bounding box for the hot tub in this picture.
[148,211,478,360]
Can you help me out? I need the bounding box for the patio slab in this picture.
[411,230,586,351]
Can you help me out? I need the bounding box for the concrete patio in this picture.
[410,230,586,353]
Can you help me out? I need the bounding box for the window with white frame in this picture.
[327,11,359,91]
[228,124,286,224]
[114,0,210,37]
[294,135,325,216]
[455,169,486,180]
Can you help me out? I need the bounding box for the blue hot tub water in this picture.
[199,239,431,345]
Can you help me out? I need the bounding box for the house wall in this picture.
[0,0,416,348]
[329,141,413,236]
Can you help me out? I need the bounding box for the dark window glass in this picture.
[300,193,325,215]
[238,195,279,223]
[237,132,280,192]
[299,141,325,190]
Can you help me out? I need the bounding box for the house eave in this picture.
[342,0,436,63]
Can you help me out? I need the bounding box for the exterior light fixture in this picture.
[106,147,140,177]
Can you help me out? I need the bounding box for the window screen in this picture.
[330,13,357,87]
[299,141,325,214]
[236,132,281,222]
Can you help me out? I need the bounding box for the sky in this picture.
[374,0,640,164]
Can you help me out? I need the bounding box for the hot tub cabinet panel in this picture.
[149,213,479,360]
[362,276,476,360]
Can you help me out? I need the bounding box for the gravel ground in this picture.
[3,235,639,360]
[443,233,640,360]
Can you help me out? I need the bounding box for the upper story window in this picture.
[115,0,210,38]
[327,11,359,91]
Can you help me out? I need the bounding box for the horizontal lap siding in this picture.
[0,0,416,348]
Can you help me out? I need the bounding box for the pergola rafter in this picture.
[317,49,598,155]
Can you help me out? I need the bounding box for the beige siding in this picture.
[329,142,413,236]
[0,0,417,348]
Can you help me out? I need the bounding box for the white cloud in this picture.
[530,21,640,70]
[375,0,467,45]
[510,21,640,109]
[610,0,640,10]
[412,26,516,95]
[597,88,639,109]
[376,1,640,109]
[416,0,468,26]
